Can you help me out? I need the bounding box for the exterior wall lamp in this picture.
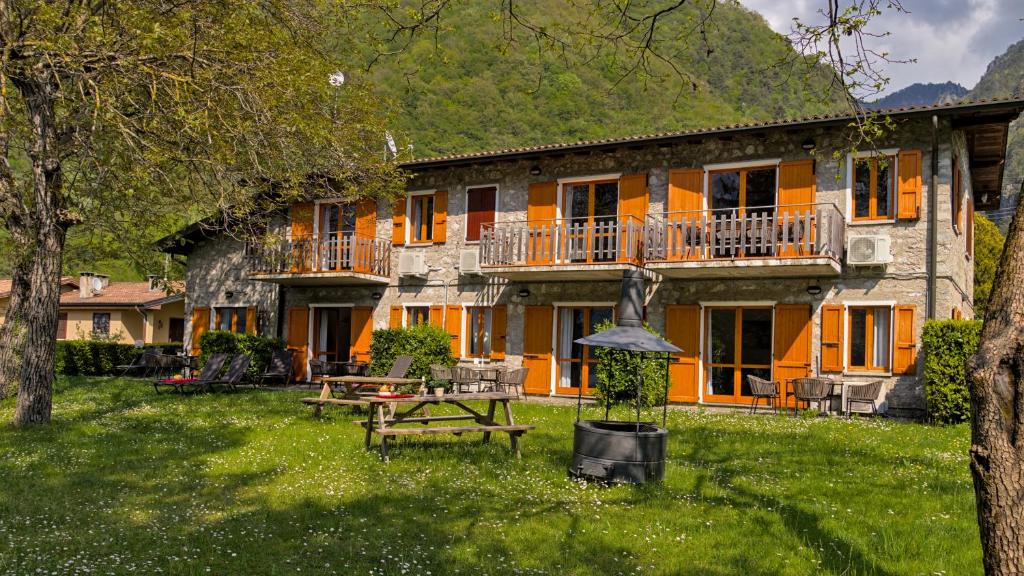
[517,288,531,299]
[529,165,542,176]
[806,283,823,296]
[371,291,383,300]
[801,138,816,152]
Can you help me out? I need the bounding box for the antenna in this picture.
[328,71,346,87]
[385,131,398,157]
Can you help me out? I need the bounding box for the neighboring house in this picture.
[162,98,1023,416]
[0,273,186,344]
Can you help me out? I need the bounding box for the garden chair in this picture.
[386,355,414,379]
[205,354,251,393]
[845,380,884,417]
[259,349,294,387]
[154,353,228,394]
[497,367,528,398]
[118,351,158,378]
[430,364,452,390]
[746,375,779,415]
[450,365,480,393]
[791,377,833,417]
[308,358,329,388]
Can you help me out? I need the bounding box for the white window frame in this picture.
[839,300,896,376]
[401,302,433,328]
[555,174,621,221]
[551,301,617,396]
[698,301,777,402]
[700,159,782,213]
[464,184,500,244]
[845,149,901,225]
[405,189,437,245]
[461,304,496,361]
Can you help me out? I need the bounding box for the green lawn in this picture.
[0,378,979,575]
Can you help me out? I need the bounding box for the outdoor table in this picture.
[462,365,504,392]
[357,392,534,461]
[301,375,422,417]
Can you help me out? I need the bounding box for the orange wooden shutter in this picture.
[897,149,922,220]
[820,304,844,373]
[290,202,315,237]
[356,198,377,237]
[389,305,403,328]
[429,304,444,327]
[491,305,507,361]
[286,307,309,382]
[967,200,975,258]
[774,304,812,406]
[432,190,448,243]
[894,305,918,374]
[778,160,816,210]
[667,169,703,213]
[953,158,964,232]
[445,305,462,357]
[190,306,210,355]
[527,181,558,265]
[523,305,553,394]
[392,197,406,246]
[665,305,700,403]
[350,306,373,363]
[245,307,257,335]
[618,174,648,264]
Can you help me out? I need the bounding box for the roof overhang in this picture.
[952,111,1019,210]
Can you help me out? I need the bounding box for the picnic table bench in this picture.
[358,392,534,461]
[300,375,422,416]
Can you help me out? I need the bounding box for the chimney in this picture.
[616,268,645,328]
[94,274,109,290]
[147,274,160,291]
[79,272,94,299]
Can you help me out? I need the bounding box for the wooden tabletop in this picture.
[366,392,516,404]
[321,375,422,385]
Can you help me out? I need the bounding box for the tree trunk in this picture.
[0,259,30,398]
[968,196,1024,574]
[11,73,66,426]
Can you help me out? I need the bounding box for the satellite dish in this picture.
[385,131,398,156]
[91,277,103,292]
[328,71,346,87]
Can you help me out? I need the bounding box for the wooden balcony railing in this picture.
[480,215,645,268]
[247,232,391,277]
[644,203,845,263]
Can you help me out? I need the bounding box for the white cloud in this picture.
[742,0,1024,95]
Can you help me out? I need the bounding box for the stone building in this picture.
[163,98,1023,416]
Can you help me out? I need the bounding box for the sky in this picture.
[742,0,1024,97]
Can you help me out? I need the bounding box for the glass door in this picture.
[313,308,353,369]
[709,167,777,257]
[565,181,619,262]
[556,307,614,395]
[705,307,773,403]
[318,203,357,271]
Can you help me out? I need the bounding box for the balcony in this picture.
[643,203,845,279]
[479,216,644,280]
[246,232,391,286]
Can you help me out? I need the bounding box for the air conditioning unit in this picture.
[459,249,482,275]
[847,235,893,266]
[397,252,428,277]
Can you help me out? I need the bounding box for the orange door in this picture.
[523,305,553,394]
[665,305,700,403]
[350,307,373,363]
[773,304,812,407]
[190,306,210,355]
[287,307,309,382]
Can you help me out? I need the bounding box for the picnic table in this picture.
[301,375,422,416]
[357,392,534,461]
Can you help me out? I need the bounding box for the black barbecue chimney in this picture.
[617,268,645,328]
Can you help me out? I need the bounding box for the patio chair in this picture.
[497,367,528,398]
[430,364,452,390]
[154,353,228,394]
[845,380,884,417]
[259,349,294,387]
[450,365,480,393]
[792,377,833,416]
[746,375,779,415]
[118,351,158,378]
[386,355,414,379]
[205,354,251,393]
[308,358,329,388]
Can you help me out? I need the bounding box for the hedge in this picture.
[55,341,183,376]
[922,319,982,424]
[591,319,668,415]
[197,330,284,380]
[368,324,455,390]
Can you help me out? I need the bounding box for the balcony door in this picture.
[318,203,357,271]
[556,306,614,395]
[313,307,353,368]
[709,167,776,257]
[564,180,618,262]
[705,307,773,404]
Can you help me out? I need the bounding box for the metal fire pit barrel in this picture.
[570,420,667,483]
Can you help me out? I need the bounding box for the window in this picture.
[168,318,185,343]
[406,306,430,327]
[92,313,110,337]
[465,186,497,242]
[853,156,894,220]
[215,307,248,334]
[466,307,493,358]
[57,313,68,340]
[710,167,776,215]
[848,306,891,371]
[705,307,773,401]
[953,156,964,233]
[556,306,614,394]
[564,180,619,263]
[410,194,435,243]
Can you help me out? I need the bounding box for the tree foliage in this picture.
[591,319,668,415]
[974,213,1006,317]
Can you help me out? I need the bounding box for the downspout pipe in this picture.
[927,115,939,320]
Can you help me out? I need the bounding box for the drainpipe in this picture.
[927,115,939,319]
[275,284,286,339]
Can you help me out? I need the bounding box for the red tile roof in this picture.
[0,276,77,299]
[58,281,184,307]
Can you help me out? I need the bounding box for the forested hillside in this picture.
[360,2,844,157]
[968,38,1024,219]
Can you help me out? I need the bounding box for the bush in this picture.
[198,330,284,380]
[591,319,668,416]
[368,324,455,390]
[922,319,982,424]
[55,340,141,376]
